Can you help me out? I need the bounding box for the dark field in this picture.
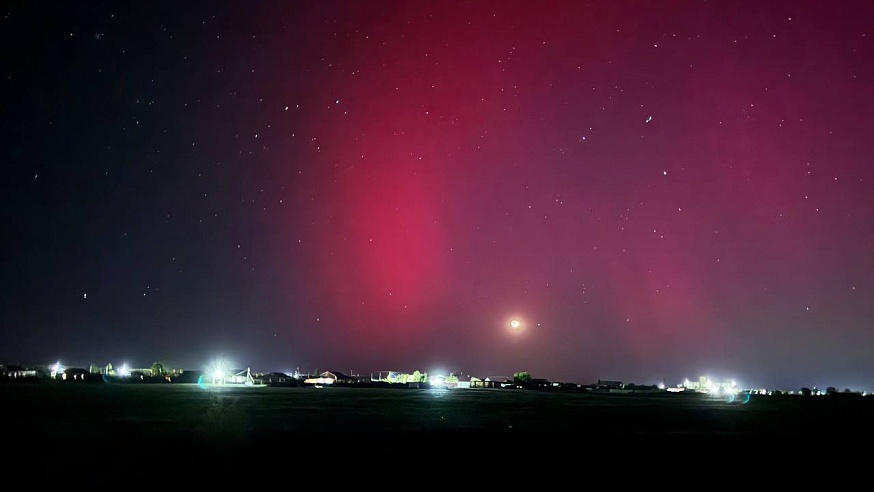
[4,382,873,484]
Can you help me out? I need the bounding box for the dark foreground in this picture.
[3,382,872,484]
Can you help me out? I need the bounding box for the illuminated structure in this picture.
[304,370,359,386]
[679,376,740,395]
[50,361,65,379]
[370,370,428,385]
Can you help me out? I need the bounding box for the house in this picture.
[530,378,551,389]
[304,371,359,386]
[0,364,39,380]
[256,372,302,387]
[596,379,623,389]
[470,376,512,389]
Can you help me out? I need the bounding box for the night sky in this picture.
[3,1,872,392]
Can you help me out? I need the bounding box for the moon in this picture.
[509,319,521,330]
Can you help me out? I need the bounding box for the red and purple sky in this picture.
[3,1,873,391]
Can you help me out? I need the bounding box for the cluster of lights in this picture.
[48,360,143,380]
[39,359,865,396]
[50,361,65,379]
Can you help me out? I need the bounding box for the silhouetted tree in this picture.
[800,387,812,396]
[514,371,531,386]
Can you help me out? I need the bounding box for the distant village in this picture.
[1,359,867,398]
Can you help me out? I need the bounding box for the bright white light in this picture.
[428,373,447,387]
[508,317,526,333]
[207,358,232,384]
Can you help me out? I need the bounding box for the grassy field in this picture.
[3,381,872,483]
